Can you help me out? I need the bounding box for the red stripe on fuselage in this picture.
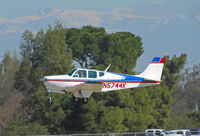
[98,81,160,83]
[47,80,160,83]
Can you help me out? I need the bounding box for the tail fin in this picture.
[138,57,166,81]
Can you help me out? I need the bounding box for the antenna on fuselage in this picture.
[104,64,111,72]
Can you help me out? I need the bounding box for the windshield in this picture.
[67,69,77,76]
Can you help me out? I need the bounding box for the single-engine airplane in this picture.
[41,57,166,103]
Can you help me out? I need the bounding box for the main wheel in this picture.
[74,97,79,102]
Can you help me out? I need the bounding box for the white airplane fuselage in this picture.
[44,71,160,92]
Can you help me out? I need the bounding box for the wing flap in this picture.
[65,82,103,93]
[65,82,103,98]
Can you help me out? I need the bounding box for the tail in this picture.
[138,57,166,81]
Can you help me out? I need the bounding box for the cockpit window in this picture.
[73,70,87,78]
[88,71,97,78]
[67,69,77,76]
[99,72,105,77]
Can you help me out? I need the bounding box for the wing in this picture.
[65,82,103,98]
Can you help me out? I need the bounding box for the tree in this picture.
[172,63,200,115]
[80,98,98,133]
[7,120,49,135]
[100,106,127,132]
[66,26,106,68]
[166,115,200,129]
[104,32,143,73]
[0,51,23,129]
[0,63,2,77]
[1,51,20,76]
[14,23,73,134]
[66,26,143,71]
[170,63,200,127]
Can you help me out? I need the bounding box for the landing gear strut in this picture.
[49,96,52,103]
[49,92,52,103]
[83,98,88,104]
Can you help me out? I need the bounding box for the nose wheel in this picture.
[49,96,52,103]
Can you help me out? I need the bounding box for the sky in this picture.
[0,0,199,72]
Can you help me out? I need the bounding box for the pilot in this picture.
[79,71,85,78]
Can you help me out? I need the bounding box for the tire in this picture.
[75,97,79,102]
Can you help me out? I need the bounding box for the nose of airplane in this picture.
[40,77,47,82]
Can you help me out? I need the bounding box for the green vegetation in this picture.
[7,120,49,135]
[0,51,22,129]
[0,23,199,135]
[167,63,200,129]
[166,115,200,130]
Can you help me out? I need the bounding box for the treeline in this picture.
[0,23,199,135]
[167,63,200,129]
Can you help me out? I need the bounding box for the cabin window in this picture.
[146,131,153,136]
[155,131,161,135]
[99,72,105,77]
[73,70,87,78]
[88,71,97,78]
[177,131,183,134]
[67,69,77,76]
[191,131,199,135]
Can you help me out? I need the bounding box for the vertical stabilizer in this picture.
[138,57,166,81]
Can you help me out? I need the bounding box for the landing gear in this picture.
[73,97,88,104]
[49,96,52,103]
[48,92,52,104]
[83,98,88,104]
[75,97,79,102]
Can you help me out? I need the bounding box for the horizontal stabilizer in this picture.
[48,89,65,94]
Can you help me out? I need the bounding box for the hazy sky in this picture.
[0,0,199,72]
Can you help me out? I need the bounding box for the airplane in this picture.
[41,57,166,103]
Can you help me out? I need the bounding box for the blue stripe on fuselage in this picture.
[124,75,144,81]
[109,72,144,81]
